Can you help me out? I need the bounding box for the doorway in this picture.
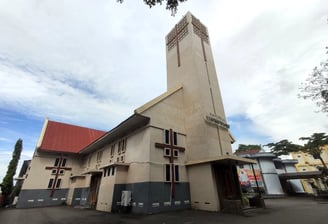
[88,174,101,208]
[213,162,241,209]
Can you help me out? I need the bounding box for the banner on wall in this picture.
[238,167,264,188]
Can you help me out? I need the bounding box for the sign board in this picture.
[205,113,230,129]
[238,167,264,188]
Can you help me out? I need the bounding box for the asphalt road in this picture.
[0,197,327,224]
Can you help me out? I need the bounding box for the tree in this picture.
[299,133,328,171]
[235,144,261,153]
[117,0,187,15]
[1,139,23,205]
[299,47,328,114]
[265,139,302,157]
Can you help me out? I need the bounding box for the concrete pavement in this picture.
[0,197,327,224]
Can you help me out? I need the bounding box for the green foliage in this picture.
[235,144,261,153]
[299,47,328,114]
[265,139,302,156]
[299,133,328,169]
[266,133,328,170]
[117,0,187,15]
[11,183,22,198]
[1,139,23,204]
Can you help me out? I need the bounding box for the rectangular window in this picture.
[111,167,115,176]
[173,132,177,145]
[103,168,106,177]
[121,139,127,153]
[173,149,179,158]
[165,164,171,182]
[108,167,111,176]
[165,130,170,144]
[48,178,54,188]
[55,179,61,188]
[118,138,127,154]
[59,169,64,175]
[61,158,67,167]
[174,165,179,182]
[96,151,103,162]
[54,158,60,167]
[118,142,121,155]
[164,148,171,156]
[110,145,115,157]
[87,156,91,167]
[51,169,57,175]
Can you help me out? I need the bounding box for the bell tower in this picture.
[166,12,233,161]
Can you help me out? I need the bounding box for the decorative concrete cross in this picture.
[166,16,188,67]
[45,157,71,197]
[191,15,209,62]
[155,129,185,199]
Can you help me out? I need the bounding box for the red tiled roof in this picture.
[39,120,106,154]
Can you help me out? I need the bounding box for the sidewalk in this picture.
[0,197,327,224]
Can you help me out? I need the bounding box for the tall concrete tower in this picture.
[166,12,233,161]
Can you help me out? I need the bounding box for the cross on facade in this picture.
[191,15,209,62]
[155,129,185,199]
[45,157,71,197]
[166,16,188,67]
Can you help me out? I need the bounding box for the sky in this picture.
[0,0,327,181]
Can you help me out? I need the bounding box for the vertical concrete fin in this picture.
[36,117,49,149]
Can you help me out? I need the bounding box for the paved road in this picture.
[0,197,327,224]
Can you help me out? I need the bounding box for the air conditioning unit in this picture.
[121,190,132,207]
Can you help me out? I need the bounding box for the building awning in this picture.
[99,162,130,169]
[238,152,276,159]
[279,171,323,180]
[70,174,86,179]
[81,169,103,175]
[186,155,257,166]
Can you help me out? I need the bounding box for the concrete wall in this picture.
[165,13,232,161]
[67,176,89,206]
[292,147,328,194]
[17,151,84,208]
[21,152,82,190]
[111,182,190,214]
[141,89,185,134]
[188,164,219,211]
[258,157,284,195]
[16,189,68,208]
[282,162,304,193]
[93,124,190,213]
[69,187,89,206]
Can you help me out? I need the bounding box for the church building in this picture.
[16,12,255,213]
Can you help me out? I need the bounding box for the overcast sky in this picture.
[0,0,327,181]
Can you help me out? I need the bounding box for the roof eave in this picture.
[186,155,257,166]
[37,147,80,155]
[80,113,150,154]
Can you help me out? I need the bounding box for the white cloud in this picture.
[0,0,173,129]
[213,1,328,145]
[0,0,327,178]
